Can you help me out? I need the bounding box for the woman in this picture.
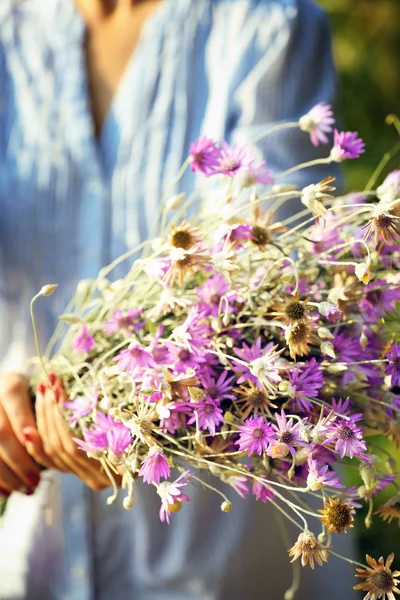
[0,1,353,598]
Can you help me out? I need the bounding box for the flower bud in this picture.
[267,442,289,459]
[123,497,134,510]
[166,193,185,210]
[40,284,58,296]
[167,499,182,513]
[320,341,336,359]
[221,501,232,513]
[355,262,372,284]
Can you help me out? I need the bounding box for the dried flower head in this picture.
[288,530,329,569]
[168,221,200,251]
[318,497,355,534]
[164,246,209,287]
[363,207,400,247]
[301,176,336,218]
[285,319,315,360]
[375,495,400,527]
[354,553,400,600]
[273,293,310,324]
[235,381,276,419]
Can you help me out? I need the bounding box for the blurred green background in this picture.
[319,0,400,191]
[318,0,400,566]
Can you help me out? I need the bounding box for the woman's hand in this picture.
[27,377,117,492]
[0,373,43,495]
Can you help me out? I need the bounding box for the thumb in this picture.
[0,374,37,444]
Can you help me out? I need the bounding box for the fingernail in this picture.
[49,373,57,386]
[25,486,35,496]
[22,428,34,443]
[37,383,46,395]
[0,488,10,497]
[26,471,41,488]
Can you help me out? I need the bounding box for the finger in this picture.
[0,374,36,445]
[35,387,69,473]
[0,458,26,493]
[22,426,58,470]
[48,390,110,490]
[0,403,41,488]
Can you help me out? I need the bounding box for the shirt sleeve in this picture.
[225,0,340,192]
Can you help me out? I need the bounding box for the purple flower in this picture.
[157,471,192,524]
[323,417,369,460]
[65,388,98,427]
[200,369,236,401]
[386,343,400,387]
[139,448,171,484]
[214,141,255,177]
[172,307,211,353]
[311,213,341,255]
[243,160,275,186]
[188,399,224,436]
[233,338,270,385]
[114,343,156,379]
[306,457,343,491]
[189,136,222,175]
[288,358,324,413]
[223,223,253,245]
[168,344,207,373]
[103,308,143,336]
[107,425,132,456]
[73,427,108,455]
[197,274,237,317]
[318,301,342,323]
[252,480,275,503]
[72,324,95,354]
[358,281,400,323]
[299,102,335,147]
[330,129,365,162]
[236,415,273,456]
[269,410,308,458]
[331,397,362,421]
[227,475,250,498]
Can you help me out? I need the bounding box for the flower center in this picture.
[249,389,267,407]
[372,569,394,591]
[251,225,270,247]
[207,385,218,399]
[285,301,306,321]
[290,322,308,343]
[220,157,239,172]
[179,349,191,362]
[171,230,194,250]
[376,213,394,231]
[338,425,354,441]
[204,403,215,414]
[280,431,294,445]
[253,426,265,440]
[209,293,221,306]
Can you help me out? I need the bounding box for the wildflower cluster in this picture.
[27,105,400,598]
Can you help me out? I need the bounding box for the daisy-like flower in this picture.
[167,221,200,251]
[386,344,400,387]
[235,380,276,419]
[272,292,310,324]
[103,308,143,336]
[301,176,336,218]
[172,307,210,353]
[225,474,250,498]
[250,208,287,251]
[252,480,274,503]
[107,425,133,457]
[236,415,273,456]
[363,206,400,247]
[189,136,222,175]
[188,398,224,436]
[248,345,283,396]
[298,102,335,147]
[377,170,400,206]
[322,416,368,460]
[306,457,343,491]
[240,160,275,187]
[114,343,156,379]
[318,497,355,534]
[288,530,329,569]
[157,470,192,524]
[359,281,400,323]
[269,410,307,458]
[65,387,98,427]
[72,324,95,354]
[232,337,264,384]
[317,301,342,322]
[214,141,255,177]
[288,358,324,413]
[139,447,171,485]
[200,369,236,401]
[197,273,238,318]
[164,246,210,287]
[375,494,400,527]
[354,553,400,600]
[330,129,365,162]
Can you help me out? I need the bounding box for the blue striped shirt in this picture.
[0,1,352,599]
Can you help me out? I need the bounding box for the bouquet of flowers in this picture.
[16,105,400,598]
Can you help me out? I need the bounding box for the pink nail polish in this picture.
[49,373,57,386]
[22,430,33,444]
[37,383,46,395]
[25,486,35,496]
